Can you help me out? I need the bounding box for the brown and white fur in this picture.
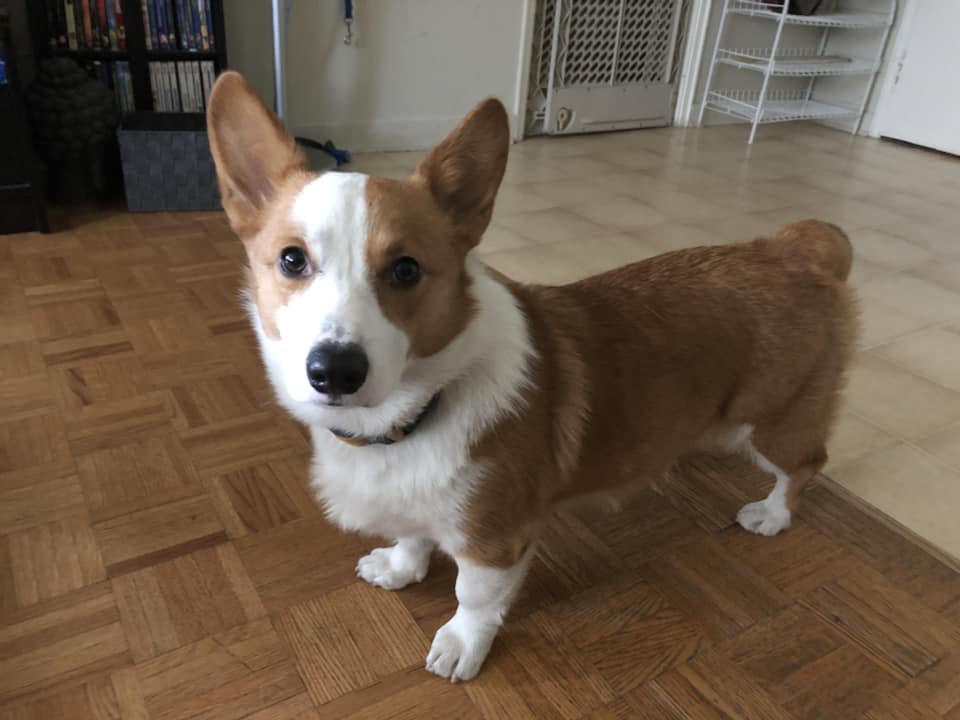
[207,72,859,682]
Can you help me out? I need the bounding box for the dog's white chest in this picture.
[309,426,476,552]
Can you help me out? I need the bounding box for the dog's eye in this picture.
[392,257,421,287]
[279,246,309,277]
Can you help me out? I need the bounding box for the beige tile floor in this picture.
[353,121,960,560]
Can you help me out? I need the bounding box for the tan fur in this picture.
[463,227,859,567]
[360,99,509,357]
[363,178,477,358]
[206,72,320,338]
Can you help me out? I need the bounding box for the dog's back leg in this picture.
[736,447,825,536]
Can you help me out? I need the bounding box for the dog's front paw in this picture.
[426,615,497,682]
[356,546,429,590]
[737,500,791,536]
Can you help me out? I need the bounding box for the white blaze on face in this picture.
[266,172,410,409]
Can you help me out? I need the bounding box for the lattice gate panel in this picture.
[615,0,677,84]
[525,0,689,137]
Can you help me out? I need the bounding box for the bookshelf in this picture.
[27,0,227,114]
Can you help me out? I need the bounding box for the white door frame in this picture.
[868,0,915,138]
[513,0,538,142]
[674,0,713,127]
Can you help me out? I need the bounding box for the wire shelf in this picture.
[716,48,875,76]
[727,1,891,28]
[705,89,859,123]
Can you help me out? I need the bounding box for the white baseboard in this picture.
[293,112,521,153]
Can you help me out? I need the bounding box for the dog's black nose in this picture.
[306,342,369,396]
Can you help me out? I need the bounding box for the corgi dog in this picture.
[206,72,858,682]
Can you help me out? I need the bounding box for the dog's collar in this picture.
[330,394,441,447]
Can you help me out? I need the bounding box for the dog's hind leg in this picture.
[736,449,824,536]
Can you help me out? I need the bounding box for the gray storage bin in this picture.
[118,112,221,212]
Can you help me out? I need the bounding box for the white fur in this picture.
[248,171,534,681]
[705,423,793,536]
[426,553,531,682]
[356,537,434,590]
[260,172,410,414]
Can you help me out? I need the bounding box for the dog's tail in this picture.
[765,219,853,282]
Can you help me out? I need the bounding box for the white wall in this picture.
[226,0,531,152]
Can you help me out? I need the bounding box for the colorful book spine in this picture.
[176,62,186,110]
[53,1,67,47]
[45,1,57,47]
[192,62,203,110]
[65,0,78,48]
[164,0,177,50]
[202,0,213,49]
[169,63,181,111]
[141,0,154,50]
[123,61,134,110]
[148,62,158,109]
[197,0,209,51]
[153,0,168,49]
[106,0,116,49]
[112,63,123,112]
[113,0,125,49]
[173,0,187,50]
[81,0,94,48]
[201,60,214,108]
[73,0,85,47]
[188,0,200,52]
[97,0,110,49]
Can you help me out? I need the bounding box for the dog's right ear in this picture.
[206,71,305,239]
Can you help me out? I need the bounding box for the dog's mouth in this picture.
[309,395,369,409]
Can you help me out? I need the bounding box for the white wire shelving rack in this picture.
[698,0,896,143]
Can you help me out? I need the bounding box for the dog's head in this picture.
[207,72,510,431]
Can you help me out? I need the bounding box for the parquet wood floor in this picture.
[3,171,960,717]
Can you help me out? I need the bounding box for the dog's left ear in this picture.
[414,98,510,248]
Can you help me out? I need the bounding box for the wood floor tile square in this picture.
[721,605,902,720]
[179,412,309,478]
[628,647,792,720]
[206,458,318,539]
[718,517,856,599]
[0,583,130,705]
[275,583,427,706]
[544,576,705,693]
[169,374,263,432]
[29,297,121,342]
[802,566,960,678]
[0,474,85,534]
[646,535,789,641]
[236,518,366,615]
[466,612,616,720]
[137,617,303,720]
[571,486,708,569]
[112,543,264,662]
[77,433,200,523]
[5,514,106,607]
[93,495,227,577]
[63,392,176,455]
[49,357,150,416]
[0,412,72,478]
[39,328,135,367]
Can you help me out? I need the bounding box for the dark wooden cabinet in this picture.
[0,22,48,234]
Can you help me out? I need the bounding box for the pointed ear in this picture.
[414,98,510,246]
[206,71,306,238]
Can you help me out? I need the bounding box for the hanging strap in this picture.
[344,0,354,45]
